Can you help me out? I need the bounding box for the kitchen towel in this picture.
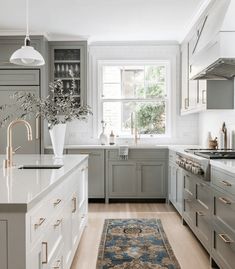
[118,145,129,160]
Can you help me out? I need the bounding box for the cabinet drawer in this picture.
[212,222,235,269]
[184,173,195,198]
[41,212,64,266]
[213,190,235,233]
[195,181,211,210]
[183,198,195,226]
[212,168,235,196]
[48,243,64,269]
[107,149,168,160]
[0,69,40,85]
[29,175,75,245]
[195,209,211,252]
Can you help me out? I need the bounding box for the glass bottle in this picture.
[99,121,108,145]
[109,130,115,145]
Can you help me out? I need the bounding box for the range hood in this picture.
[190,0,235,80]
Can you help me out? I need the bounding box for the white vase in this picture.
[49,123,67,158]
[99,127,108,145]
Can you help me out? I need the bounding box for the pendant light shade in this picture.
[10,37,45,66]
[10,0,45,66]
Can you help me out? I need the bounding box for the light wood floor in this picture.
[71,203,211,269]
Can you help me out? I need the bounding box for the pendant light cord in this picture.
[24,0,30,46]
[26,0,29,37]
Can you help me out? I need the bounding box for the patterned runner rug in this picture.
[96,219,181,269]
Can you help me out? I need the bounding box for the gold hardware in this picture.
[53,199,62,207]
[53,219,63,228]
[202,90,206,104]
[72,197,77,213]
[218,233,234,244]
[79,152,91,155]
[4,119,32,168]
[34,218,46,229]
[52,259,61,269]
[221,180,232,187]
[42,242,48,264]
[36,117,40,140]
[219,197,231,205]
[197,211,204,216]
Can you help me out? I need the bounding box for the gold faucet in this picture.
[4,119,33,168]
[131,112,140,145]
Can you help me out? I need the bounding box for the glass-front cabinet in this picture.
[49,41,87,106]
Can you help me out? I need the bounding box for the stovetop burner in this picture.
[184,149,235,159]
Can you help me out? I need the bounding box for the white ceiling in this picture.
[0,0,209,42]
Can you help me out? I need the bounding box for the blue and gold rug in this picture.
[96,219,181,269]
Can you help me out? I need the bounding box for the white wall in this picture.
[45,42,199,146]
[199,110,235,148]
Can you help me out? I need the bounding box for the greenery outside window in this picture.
[100,62,170,137]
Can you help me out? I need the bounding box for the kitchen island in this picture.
[0,154,88,269]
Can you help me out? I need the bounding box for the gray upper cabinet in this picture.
[106,149,168,201]
[49,41,87,105]
[0,84,41,154]
[67,149,105,199]
[0,69,40,86]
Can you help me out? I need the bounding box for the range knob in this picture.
[194,167,204,175]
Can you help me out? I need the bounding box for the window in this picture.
[99,62,170,137]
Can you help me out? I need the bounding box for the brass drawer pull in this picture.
[221,180,232,187]
[218,233,234,244]
[197,211,204,216]
[53,219,63,228]
[34,217,46,229]
[218,197,231,205]
[52,259,61,269]
[53,199,62,207]
[42,242,48,264]
[72,197,77,213]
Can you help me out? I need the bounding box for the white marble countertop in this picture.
[45,144,200,150]
[210,159,235,174]
[0,154,88,212]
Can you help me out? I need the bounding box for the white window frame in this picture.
[97,60,171,138]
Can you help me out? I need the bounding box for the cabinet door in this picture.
[198,80,207,108]
[63,200,72,269]
[168,162,177,204]
[108,161,137,197]
[0,221,7,269]
[71,190,80,249]
[188,79,198,109]
[70,149,104,199]
[137,161,166,198]
[175,167,184,214]
[181,42,189,112]
[0,85,41,154]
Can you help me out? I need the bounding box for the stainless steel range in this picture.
[176,148,235,181]
[176,151,210,181]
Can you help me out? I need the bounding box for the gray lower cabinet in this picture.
[106,149,167,201]
[67,149,105,199]
[168,159,184,215]
[211,187,235,269]
[138,161,166,197]
[182,172,212,253]
[108,161,137,197]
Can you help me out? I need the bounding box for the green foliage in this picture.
[136,102,165,134]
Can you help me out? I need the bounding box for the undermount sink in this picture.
[18,164,63,170]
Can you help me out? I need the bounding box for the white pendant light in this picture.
[10,0,45,66]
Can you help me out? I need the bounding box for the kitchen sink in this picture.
[18,164,63,169]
